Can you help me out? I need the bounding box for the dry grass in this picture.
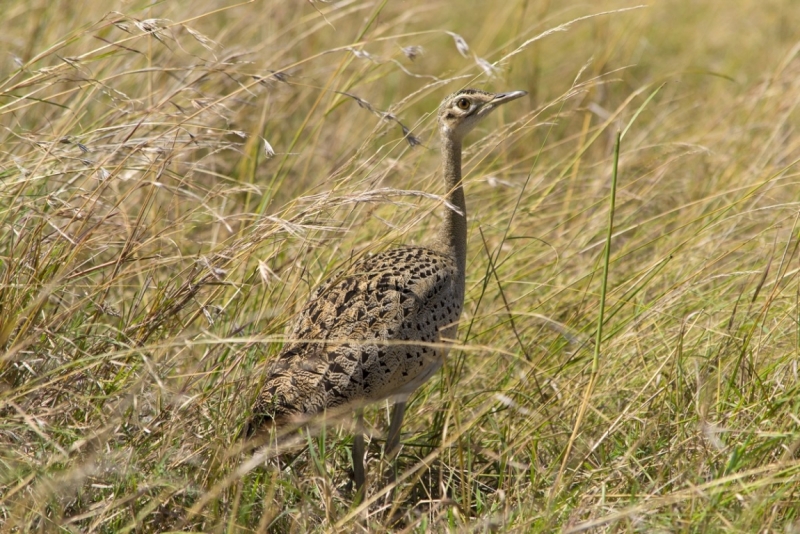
[3,0,800,532]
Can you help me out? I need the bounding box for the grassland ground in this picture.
[2,0,800,531]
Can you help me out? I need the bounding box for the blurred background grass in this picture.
[3,0,800,532]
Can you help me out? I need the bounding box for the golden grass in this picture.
[3,0,800,531]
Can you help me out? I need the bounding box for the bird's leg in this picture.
[383,400,407,483]
[382,400,407,515]
[353,410,366,503]
[385,400,407,459]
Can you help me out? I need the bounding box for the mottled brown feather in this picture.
[249,246,463,430]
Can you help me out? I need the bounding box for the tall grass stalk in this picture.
[550,129,620,509]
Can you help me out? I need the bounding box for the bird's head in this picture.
[438,88,527,141]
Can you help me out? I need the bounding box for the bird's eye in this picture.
[456,98,470,110]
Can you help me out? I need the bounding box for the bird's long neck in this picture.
[436,133,467,276]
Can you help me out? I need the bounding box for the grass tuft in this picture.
[3,0,800,531]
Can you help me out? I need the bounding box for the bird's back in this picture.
[250,246,464,428]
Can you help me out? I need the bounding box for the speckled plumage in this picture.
[246,89,526,493]
[250,246,463,427]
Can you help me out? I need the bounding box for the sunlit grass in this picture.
[3,0,800,531]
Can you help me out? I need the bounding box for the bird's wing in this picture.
[252,246,462,425]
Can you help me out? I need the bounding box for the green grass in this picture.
[3,0,800,531]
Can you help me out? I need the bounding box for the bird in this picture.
[244,88,527,496]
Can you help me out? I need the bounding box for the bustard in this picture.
[245,88,527,494]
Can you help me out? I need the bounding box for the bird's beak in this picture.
[477,90,528,118]
[493,90,528,104]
